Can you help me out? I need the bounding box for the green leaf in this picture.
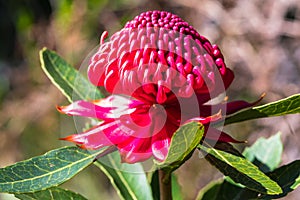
[196,180,225,200]
[157,122,204,173]
[15,187,87,200]
[225,94,300,125]
[199,145,282,195]
[40,48,104,102]
[212,142,243,157]
[196,179,258,200]
[150,171,160,200]
[243,132,283,172]
[198,135,299,199]
[291,175,300,190]
[94,152,153,200]
[172,174,183,200]
[262,160,300,199]
[149,171,183,200]
[196,180,221,200]
[0,147,102,193]
[198,160,300,200]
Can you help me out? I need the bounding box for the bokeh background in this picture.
[0,0,299,199]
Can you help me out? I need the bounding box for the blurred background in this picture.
[0,0,299,199]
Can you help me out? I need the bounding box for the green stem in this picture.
[159,169,172,200]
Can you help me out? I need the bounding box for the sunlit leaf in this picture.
[225,94,300,125]
[291,176,300,190]
[198,160,300,200]
[15,187,87,200]
[0,147,102,193]
[40,48,104,102]
[198,135,299,199]
[199,145,282,195]
[157,122,204,173]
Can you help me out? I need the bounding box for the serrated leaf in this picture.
[199,145,282,195]
[15,187,87,200]
[157,122,204,173]
[243,133,283,172]
[94,152,153,200]
[40,48,104,102]
[225,94,300,125]
[0,147,102,193]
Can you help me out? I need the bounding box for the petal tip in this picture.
[59,135,79,143]
[56,105,67,114]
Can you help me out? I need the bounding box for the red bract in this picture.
[58,11,260,163]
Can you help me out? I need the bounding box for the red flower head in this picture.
[58,11,260,163]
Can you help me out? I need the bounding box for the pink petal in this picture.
[151,128,171,161]
[118,138,153,163]
[57,100,113,119]
[152,139,170,162]
[60,123,114,149]
[60,118,140,150]
[57,95,143,120]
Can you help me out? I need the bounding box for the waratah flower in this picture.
[58,11,261,163]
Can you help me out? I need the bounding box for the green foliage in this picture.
[197,134,300,199]
[94,152,153,200]
[197,161,300,200]
[157,122,204,174]
[149,170,160,200]
[0,147,102,193]
[243,133,283,172]
[15,187,87,200]
[225,94,300,125]
[263,160,300,199]
[199,144,282,195]
[149,170,183,200]
[172,174,183,200]
[40,48,104,102]
[196,180,226,200]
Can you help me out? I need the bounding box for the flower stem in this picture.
[159,169,172,200]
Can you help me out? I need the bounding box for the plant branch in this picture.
[159,169,172,200]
